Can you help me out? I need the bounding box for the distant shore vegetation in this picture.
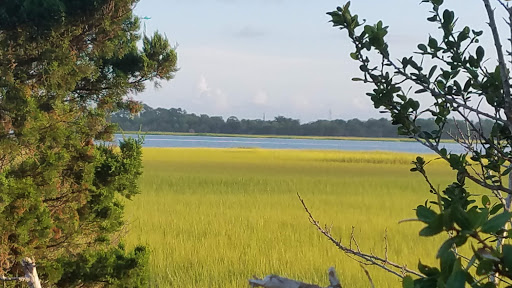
[116,131,417,142]
[112,104,493,139]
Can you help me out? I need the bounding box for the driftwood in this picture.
[0,257,42,288]
[249,267,342,288]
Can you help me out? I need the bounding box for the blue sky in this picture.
[133,0,497,122]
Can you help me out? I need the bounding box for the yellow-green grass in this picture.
[124,148,485,287]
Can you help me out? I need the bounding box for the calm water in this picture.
[114,134,467,154]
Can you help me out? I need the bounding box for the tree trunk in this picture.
[0,258,42,288]
[22,258,42,288]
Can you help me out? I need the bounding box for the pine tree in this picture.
[0,0,177,285]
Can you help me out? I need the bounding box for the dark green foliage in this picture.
[112,103,495,138]
[0,0,177,286]
[329,0,512,286]
[56,244,150,288]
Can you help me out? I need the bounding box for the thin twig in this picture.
[384,228,389,265]
[360,265,376,288]
[496,0,510,10]
[483,0,512,122]
[0,276,29,283]
[297,193,424,279]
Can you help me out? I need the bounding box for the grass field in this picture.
[124,148,484,287]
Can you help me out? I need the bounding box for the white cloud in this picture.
[196,75,229,111]
[198,75,210,94]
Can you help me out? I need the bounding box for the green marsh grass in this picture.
[124,148,485,287]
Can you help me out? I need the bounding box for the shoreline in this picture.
[116,131,421,142]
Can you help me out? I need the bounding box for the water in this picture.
[114,134,468,154]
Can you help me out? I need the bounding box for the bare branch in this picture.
[297,193,423,279]
[483,0,512,122]
[412,135,512,194]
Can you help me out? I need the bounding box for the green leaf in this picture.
[418,261,440,277]
[467,68,478,79]
[452,207,472,230]
[490,204,504,215]
[440,250,456,280]
[350,52,358,60]
[437,235,467,259]
[503,245,512,273]
[418,261,440,276]
[501,165,512,176]
[437,238,455,259]
[419,214,444,237]
[476,46,485,61]
[416,205,437,223]
[428,37,438,49]
[410,100,420,111]
[443,9,454,25]
[472,29,483,36]
[481,211,512,234]
[439,148,447,157]
[418,44,428,52]
[467,207,488,230]
[436,80,445,90]
[428,65,437,79]
[476,259,494,275]
[457,28,469,43]
[482,195,490,207]
[445,270,466,288]
[463,79,472,92]
[427,15,438,22]
[402,275,414,288]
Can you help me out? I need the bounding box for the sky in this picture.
[133,0,500,122]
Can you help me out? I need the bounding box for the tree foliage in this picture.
[112,104,494,138]
[329,0,512,287]
[0,0,177,285]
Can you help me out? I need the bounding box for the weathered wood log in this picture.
[249,267,342,288]
[0,257,42,288]
[22,258,42,288]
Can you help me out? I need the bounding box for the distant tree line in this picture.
[111,104,493,138]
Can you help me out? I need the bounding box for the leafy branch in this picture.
[324,0,512,286]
